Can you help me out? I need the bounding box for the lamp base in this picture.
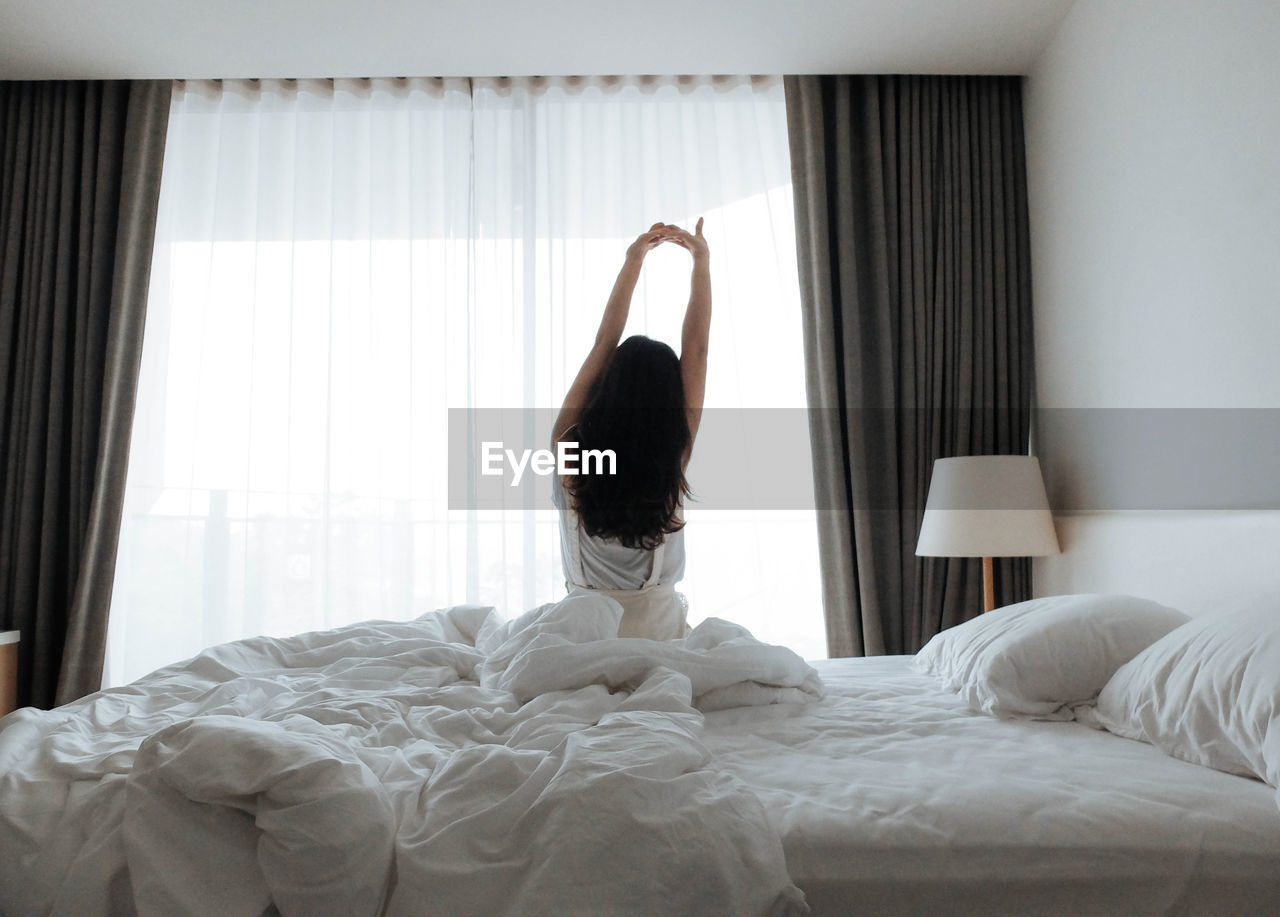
[982,556,995,613]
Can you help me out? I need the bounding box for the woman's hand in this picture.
[664,217,709,262]
[626,222,675,261]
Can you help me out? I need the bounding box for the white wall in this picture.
[1024,0,1280,612]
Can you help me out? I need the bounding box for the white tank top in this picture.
[552,473,686,590]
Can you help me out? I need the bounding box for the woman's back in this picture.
[553,473,685,590]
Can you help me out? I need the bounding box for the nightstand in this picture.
[0,631,17,717]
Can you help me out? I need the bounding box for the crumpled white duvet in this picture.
[0,594,821,917]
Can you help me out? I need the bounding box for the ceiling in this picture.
[0,0,1075,81]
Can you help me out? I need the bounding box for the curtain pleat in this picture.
[0,80,171,708]
[785,75,1034,657]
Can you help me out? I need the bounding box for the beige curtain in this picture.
[784,75,1034,657]
[0,79,171,707]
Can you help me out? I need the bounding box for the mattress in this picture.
[705,656,1280,916]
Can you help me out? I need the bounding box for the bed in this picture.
[709,656,1280,915]
[2,593,1278,916]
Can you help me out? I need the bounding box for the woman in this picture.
[552,219,711,640]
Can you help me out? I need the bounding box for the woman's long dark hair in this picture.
[565,335,691,550]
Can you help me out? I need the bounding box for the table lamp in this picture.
[916,455,1061,613]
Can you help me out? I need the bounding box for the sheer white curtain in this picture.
[106,75,822,686]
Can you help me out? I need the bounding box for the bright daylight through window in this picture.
[105,75,823,686]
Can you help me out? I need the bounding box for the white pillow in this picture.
[913,594,1188,720]
[1089,610,1280,800]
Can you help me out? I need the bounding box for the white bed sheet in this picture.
[704,656,1280,916]
[0,599,820,917]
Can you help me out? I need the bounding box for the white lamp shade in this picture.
[916,456,1061,558]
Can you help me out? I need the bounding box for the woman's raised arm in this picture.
[667,218,711,458]
[553,223,673,444]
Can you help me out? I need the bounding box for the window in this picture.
[106,76,823,686]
